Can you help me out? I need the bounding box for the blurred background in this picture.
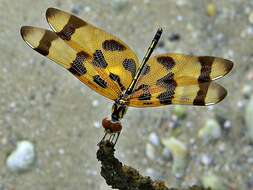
[0,0,253,189]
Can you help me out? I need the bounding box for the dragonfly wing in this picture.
[128,53,233,107]
[46,7,139,92]
[21,26,120,100]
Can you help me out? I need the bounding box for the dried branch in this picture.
[97,140,211,190]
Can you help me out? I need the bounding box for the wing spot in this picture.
[102,40,126,51]
[34,30,58,56]
[138,85,151,101]
[68,51,88,76]
[134,84,150,92]
[93,75,107,88]
[193,57,214,105]
[57,24,75,41]
[193,83,210,105]
[56,15,86,41]
[141,65,150,75]
[109,73,126,91]
[157,56,175,70]
[157,91,174,105]
[198,56,214,82]
[122,59,136,78]
[93,50,108,68]
[132,84,151,101]
[143,102,153,105]
[156,73,177,89]
[156,73,177,105]
[138,93,151,100]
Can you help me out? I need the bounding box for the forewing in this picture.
[128,53,233,107]
[20,26,120,100]
[46,7,139,92]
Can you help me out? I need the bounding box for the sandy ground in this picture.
[0,0,253,190]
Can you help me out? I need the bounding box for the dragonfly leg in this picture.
[108,134,113,141]
[97,131,108,145]
[112,132,121,145]
[110,134,116,142]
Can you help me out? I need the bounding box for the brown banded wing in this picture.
[45,7,139,93]
[20,26,121,100]
[128,53,233,107]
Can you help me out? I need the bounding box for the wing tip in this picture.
[20,26,45,39]
[206,83,228,106]
[20,26,31,39]
[224,58,234,74]
[215,57,234,78]
[20,26,38,45]
[46,7,60,19]
[20,26,41,51]
[215,86,227,104]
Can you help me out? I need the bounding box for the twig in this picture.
[97,140,211,190]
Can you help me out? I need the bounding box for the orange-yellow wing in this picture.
[46,7,139,92]
[20,26,120,100]
[128,53,233,107]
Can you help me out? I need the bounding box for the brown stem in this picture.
[97,140,211,190]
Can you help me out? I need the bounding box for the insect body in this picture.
[21,8,233,145]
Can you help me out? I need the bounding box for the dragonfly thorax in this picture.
[111,101,128,122]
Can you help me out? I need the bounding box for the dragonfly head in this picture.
[102,117,122,133]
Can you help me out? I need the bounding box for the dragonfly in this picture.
[21,8,233,145]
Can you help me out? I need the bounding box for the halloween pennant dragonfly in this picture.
[21,8,233,145]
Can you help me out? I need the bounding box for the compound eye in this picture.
[111,122,122,133]
[102,117,111,130]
